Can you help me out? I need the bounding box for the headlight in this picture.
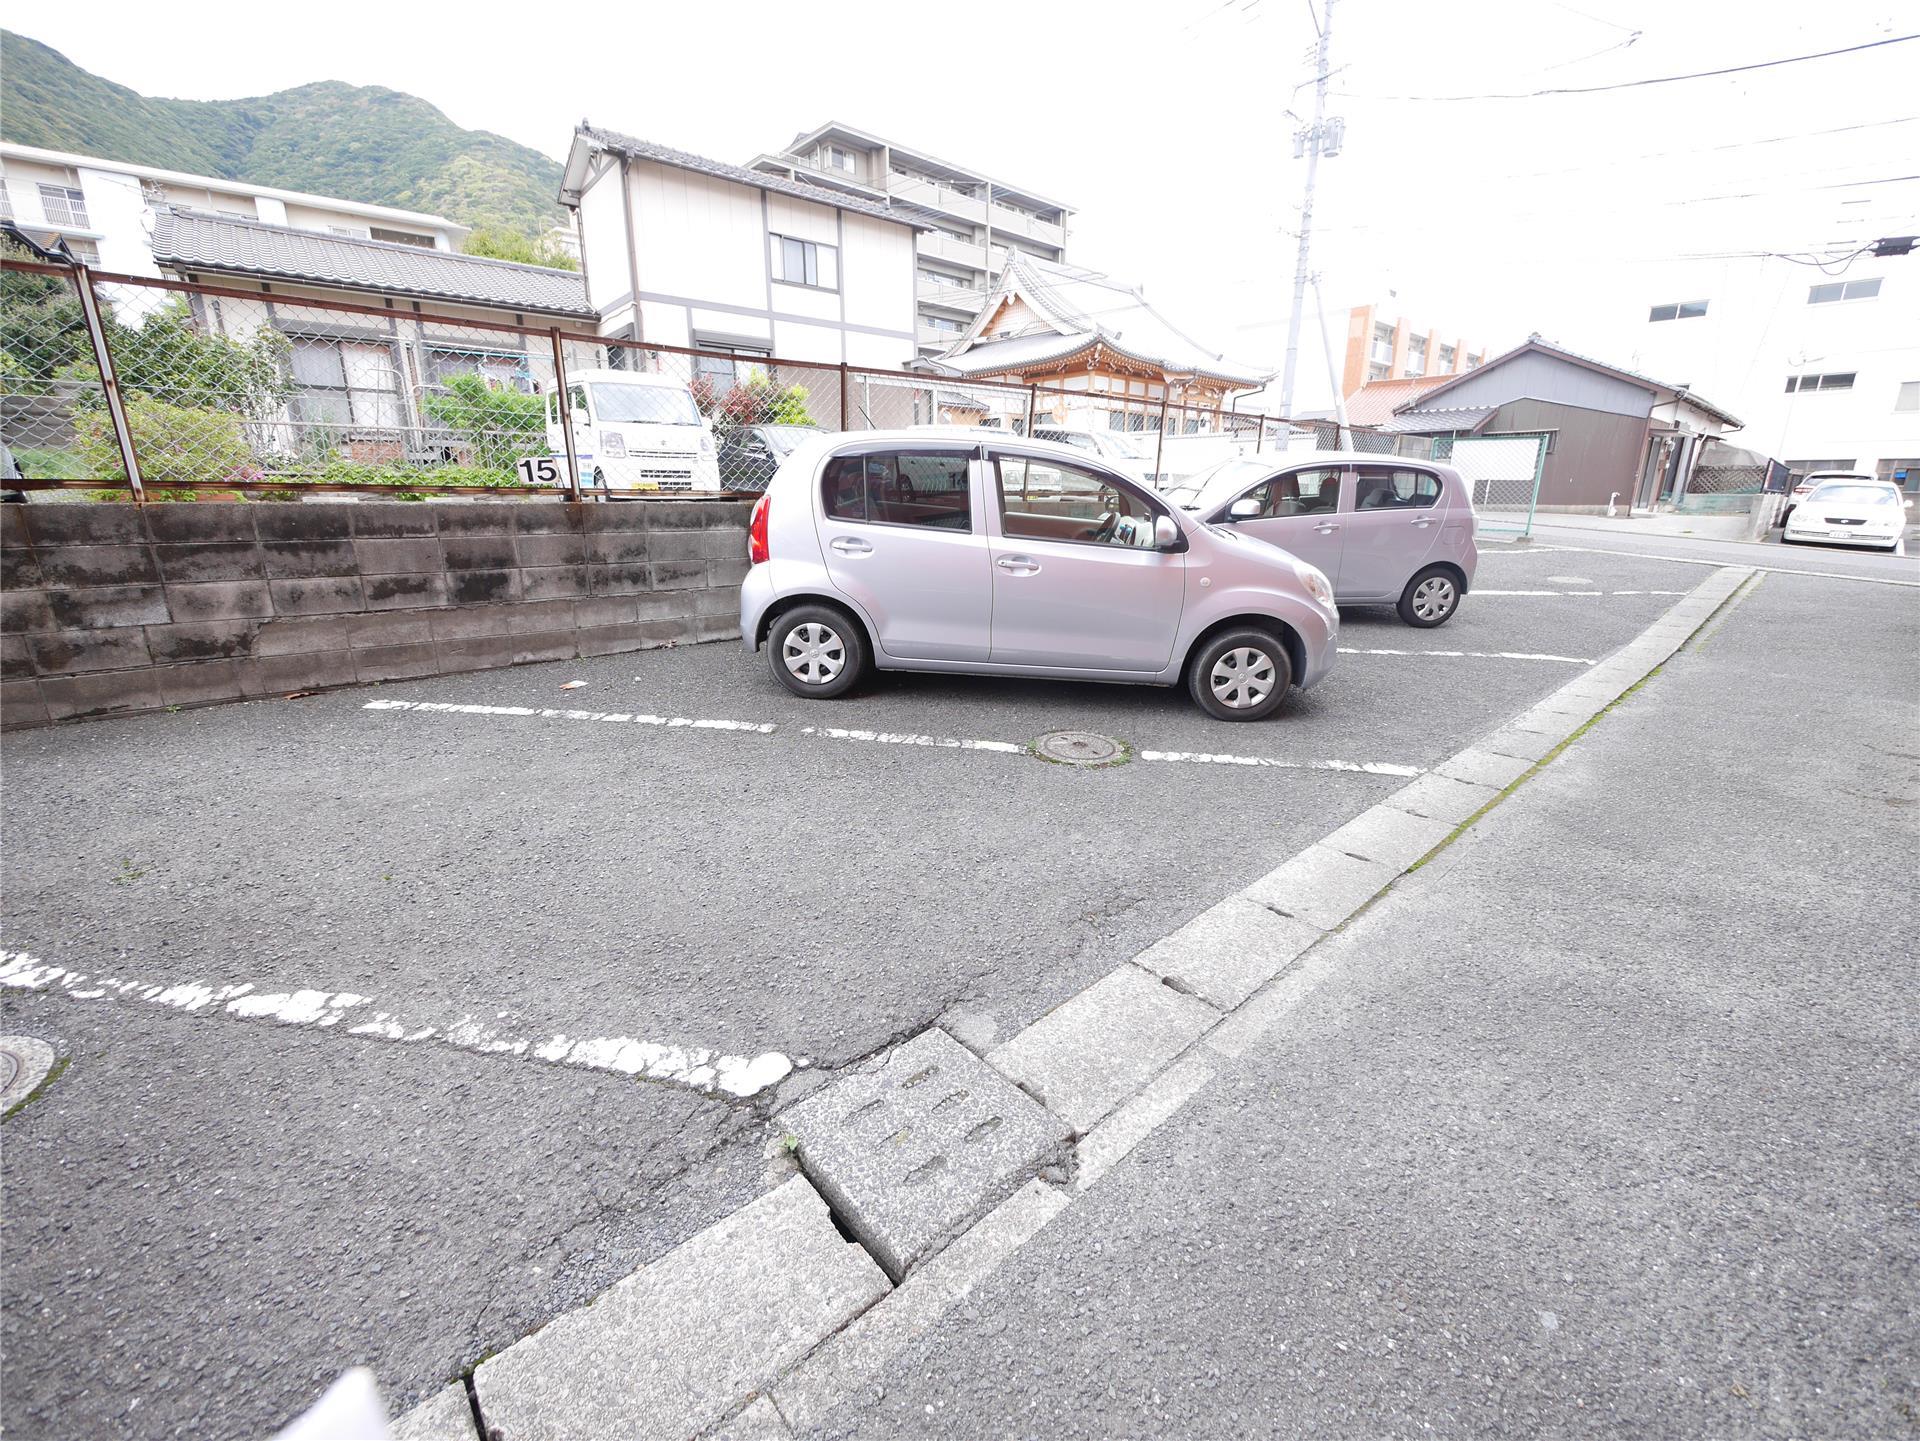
[1299,563,1334,608]
[700,431,715,456]
[601,429,626,458]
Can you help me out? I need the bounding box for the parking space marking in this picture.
[1503,541,1920,588]
[1470,588,1686,597]
[363,699,776,733]
[798,725,1028,754]
[0,948,796,1098]
[1338,646,1594,664]
[1138,750,1424,776]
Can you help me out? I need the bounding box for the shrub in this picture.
[421,373,546,471]
[77,394,257,499]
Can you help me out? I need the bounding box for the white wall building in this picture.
[1610,248,1920,491]
[560,125,922,375]
[0,142,468,277]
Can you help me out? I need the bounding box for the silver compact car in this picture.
[739,430,1339,720]
[1167,454,1478,626]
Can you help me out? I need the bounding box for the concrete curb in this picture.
[435,564,1754,1441]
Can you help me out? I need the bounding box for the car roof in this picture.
[569,368,690,388]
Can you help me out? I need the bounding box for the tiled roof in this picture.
[932,255,1270,387]
[577,126,919,228]
[1377,405,1499,434]
[149,210,592,316]
[1344,375,1453,427]
[1411,336,1742,429]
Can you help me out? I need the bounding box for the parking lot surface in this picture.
[2,542,1718,1438]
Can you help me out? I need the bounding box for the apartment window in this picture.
[287,337,403,432]
[825,145,857,174]
[1437,343,1456,370]
[1649,300,1709,321]
[917,268,969,290]
[1784,372,1857,393]
[924,315,964,335]
[691,347,769,393]
[1466,353,1484,369]
[1808,277,1881,304]
[1370,321,1394,363]
[1897,381,1919,413]
[37,184,89,228]
[1367,360,1391,382]
[371,227,433,248]
[771,234,839,290]
[61,238,101,266]
[1875,458,1918,492]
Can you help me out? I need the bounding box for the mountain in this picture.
[0,32,566,238]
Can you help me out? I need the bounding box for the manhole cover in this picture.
[1033,730,1130,767]
[0,1036,56,1110]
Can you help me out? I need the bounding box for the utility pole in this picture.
[1278,0,1343,420]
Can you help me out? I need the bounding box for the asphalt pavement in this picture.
[1524,515,1919,586]
[802,567,1920,1440]
[0,543,1852,1439]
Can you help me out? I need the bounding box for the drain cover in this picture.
[1033,730,1129,767]
[0,1036,56,1110]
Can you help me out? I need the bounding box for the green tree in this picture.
[420,372,546,472]
[462,225,579,272]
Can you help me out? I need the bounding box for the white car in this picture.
[543,369,720,493]
[1028,427,1157,486]
[1781,469,1872,525]
[1781,478,1908,552]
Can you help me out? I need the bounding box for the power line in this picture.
[1336,32,1917,102]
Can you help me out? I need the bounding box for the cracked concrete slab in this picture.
[472,1177,886,1441]
[988,965,1218,1133]
[1321,805,1459,873]
[703,1396,792,1441]
[1130,896,1322,1010]
[783,1029,1070,1282]
[391,1384,477,1441]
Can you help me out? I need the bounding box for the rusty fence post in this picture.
[838,363,851,431]
[1024,386,1036,437]
[73,264,146,502]
[548,328,584,502]
[1151,385,1172,486]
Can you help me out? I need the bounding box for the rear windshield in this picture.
[1807,483,1899,505]
[589,383,701,425]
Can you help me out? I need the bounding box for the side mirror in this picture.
[1228,496,1261,520]
[1154,514,1180,549]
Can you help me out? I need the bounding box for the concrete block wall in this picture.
[0,500,751,729]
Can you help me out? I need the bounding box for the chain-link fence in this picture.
[2,256,1304,501]
[1429,432,1549,534]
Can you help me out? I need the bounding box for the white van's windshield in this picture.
[589,383,702,426]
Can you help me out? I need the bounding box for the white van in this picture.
[544,369,721,493]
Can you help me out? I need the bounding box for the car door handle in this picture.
[1411,516,1435,528]
[1313,522,1340,534]
[996,555,1041,575]
[830,537,873,555]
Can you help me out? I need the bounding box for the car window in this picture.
[1354,467,1442,511]
[1806,483,1898,505]
[995,454,1161,549]
[1254,467,1343,518]
[821,450,972,530]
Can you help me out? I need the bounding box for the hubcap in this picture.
[1209,646,1276,709]
[1413,576,1456,621]
[782,622,845,684]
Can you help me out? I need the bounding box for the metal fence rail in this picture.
[1,257,1305,502]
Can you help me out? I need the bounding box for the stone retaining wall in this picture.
[0,500,750,729]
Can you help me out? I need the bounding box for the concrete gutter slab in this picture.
[782,1029,1070,1282]
[988,964,1217,1133]
[1241,844,1398,931]
[703,1397,793,1441]
[1383,772,1502,827]
[1321,805,1458,873]
[1477,726,1563,763]
[391,1384,478,1441]
[1131,897,1322,1010]
[472,1177,887,1441]
[1435,748,1533,790]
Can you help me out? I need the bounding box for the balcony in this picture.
[920,231,987,270]
[885,173,987,224]
[918,320,966,349]
[988,204,1065,251]
[917,277,982,312]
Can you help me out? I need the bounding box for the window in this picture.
[995,455,1163,548]
[61,238,101,266]
[1895,381,1918,413]
[424,345,531,392]
[36,184,87,228]
[287,337,403,432]
[825,145,857,174]
[1784,372,1857,393]
[1354,466,1441,510]
[328,225,371,239]
[692,349,768,394]
[925,315,965,335]
[771,234,838,290]
[371,227,433,248]
[1406,335,1429,372]
[1240,467,1342,519]
[821,451,971,530]
[1874,458,1918,492]
[1466,353,1483,368]
[1808,278,1881,304]
[1367,360,1391,382]
[1371,322,1394,362]
[0,185,13,223]
[1437,343,1456,370]
[1649,300,1709,321]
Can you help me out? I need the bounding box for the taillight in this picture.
[748,492,770,565]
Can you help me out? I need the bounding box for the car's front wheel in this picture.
[1188,628,1293,721]
[768,604,866,699]
[1398,566,1461,627]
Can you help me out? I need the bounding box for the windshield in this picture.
[1807,483,1899,506]
[1099,432,1153,460]
[589,383,702,426]
[1164,457,1273,510]
[763,426,820,456]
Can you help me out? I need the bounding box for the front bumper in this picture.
[1785,525,1900,547]
[1295,604,1340,689]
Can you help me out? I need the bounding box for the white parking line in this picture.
[0,948,796,1098]
[363,699,776,732]
[798,725,1027,754]
[1338,646,1594,664]
[1507,541,1920,588]
[1139,751,1424,776]
[1470,588,1688,597]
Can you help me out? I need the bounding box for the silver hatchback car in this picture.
[1168,454,1479,626]
[739,430,1339,720]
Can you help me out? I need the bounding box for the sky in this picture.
[13,0,1917,409]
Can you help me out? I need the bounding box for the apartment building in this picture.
[1615,250,1919,490]
[747,123,1073,357]
[0,142,467,276]
[1343,300,1486,395]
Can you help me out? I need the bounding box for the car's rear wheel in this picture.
[1188,628,1292,722]
[1398,566,1461,627]
[768,604,866,699]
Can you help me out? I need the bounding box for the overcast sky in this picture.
[15,0,1916,394]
